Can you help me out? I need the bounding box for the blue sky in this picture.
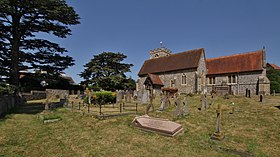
[47,0,280,83]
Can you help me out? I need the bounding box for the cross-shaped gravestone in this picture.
[182,95,188,116]
[210,104,225,140]
[174,94,182,117]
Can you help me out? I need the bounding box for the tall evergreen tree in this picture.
[80,52,134,91]
[0,0,80,85]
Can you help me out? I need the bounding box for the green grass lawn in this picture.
[0,95,280,157]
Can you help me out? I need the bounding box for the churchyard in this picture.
[0,94,280,157]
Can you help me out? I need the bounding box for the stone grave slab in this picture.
[132,115,183,137]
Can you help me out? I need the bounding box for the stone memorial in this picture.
[200,95,205,111]
[127,93,132,103]
[132,115,184,137]
[174,94,182,117]
[205,95,209,109]
[141,91,148,104]
[158,94,165,111]
[182,95,188,116]
[116,91,123,103]
[210,104,225,141]
[145,94,154,113]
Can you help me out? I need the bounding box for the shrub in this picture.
[84,91,116,104]
[0,83,16,95]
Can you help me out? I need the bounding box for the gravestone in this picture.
[182,96,188,116]
[200,95,205,111]
[127,93,132,103]
[132,115,183,137]
[248,89,251,98]
[204,95,209,109]
[174,95,182,117]
[210,104,225,140]
[158,94,165,111]
[77,90,81,99]
[116,91,123,103]
[245,88,248,97]
[141,91,148,104]
[146,95,154,114]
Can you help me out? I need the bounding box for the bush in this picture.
[84,91,116,105]
[0,83,16,95]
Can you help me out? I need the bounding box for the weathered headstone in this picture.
[200,95,205,111]
[158,94,165,111]
[210,104,225,141]
[141,91,148,104]
[127,93,132,103]
[77,90,81,98]
[132,115,183,137]
[182,96,188,116]
[204,95,209,109]
[116,91,123,103]
[174,95,182,117]
[146,95,154,114]
[273,90,276,96]
[45,100,49,111]
[245,88,248,97]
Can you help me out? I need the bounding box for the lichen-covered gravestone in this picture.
[174,94,182,117]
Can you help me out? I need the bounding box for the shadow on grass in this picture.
[16,103,45,114]
[220,147,255,157]
[274,105,280,110]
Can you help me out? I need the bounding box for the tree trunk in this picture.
[11,15,21,86]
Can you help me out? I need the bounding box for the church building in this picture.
[137,46,270,98]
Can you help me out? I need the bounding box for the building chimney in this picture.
[262,46,266,68]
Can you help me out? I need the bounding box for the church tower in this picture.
[150,42,172,59]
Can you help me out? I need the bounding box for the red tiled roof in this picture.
[267,63,280,70]
[138,48,204,76]
[207,50,263,75]
[147,73,163,86]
